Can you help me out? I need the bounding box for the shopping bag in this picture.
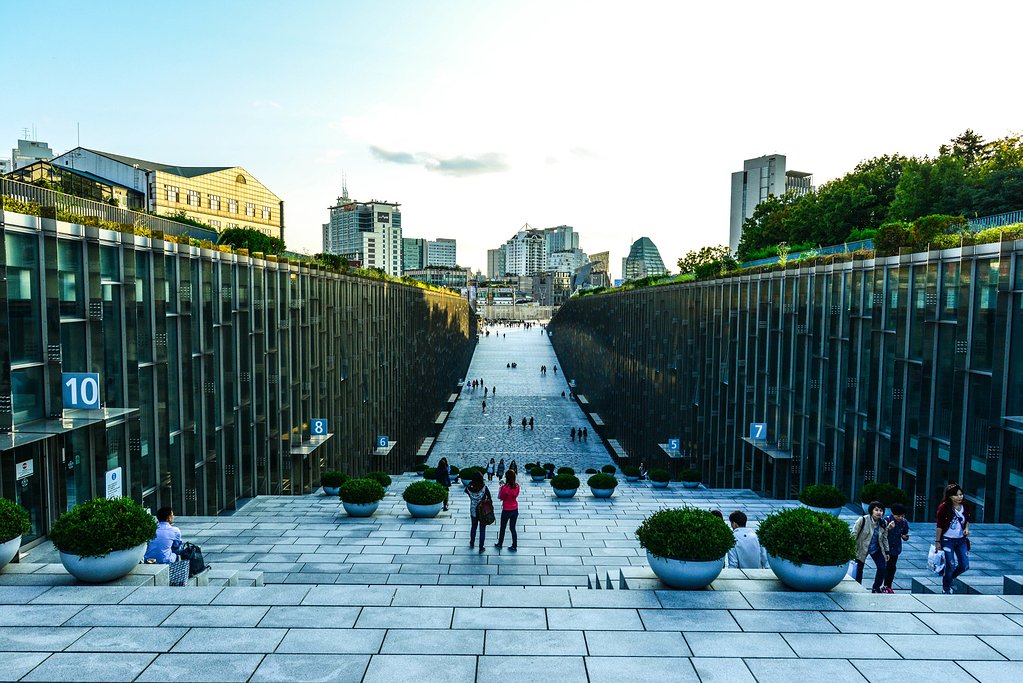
[846,560,857,578]
[927,544,945,574]
[168,559,190,586]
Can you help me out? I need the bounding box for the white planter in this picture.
[531,475,546,482]
[552,488,578,499]
[625,475,640,482]
[650,481,670,489]
[322,486,340,496]
[341,500,380,517]
[406,502,444,518]
[0,535,22,568]
[682,481,701,489]
[800,502,844,516]
[646,551,726,589]
[767,554,848,592]
[59,543,147,583]
[590,487,615,498]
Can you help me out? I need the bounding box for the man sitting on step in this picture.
[726,510,768,569]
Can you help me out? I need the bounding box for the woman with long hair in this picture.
[495,469,520,552]
[465,471,491,553]
[436,457,451,512]
[852,500,890,593]
[935,482,971,594]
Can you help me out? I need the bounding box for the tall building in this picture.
[403,237,427,271]
[11,138,53,170]
[543,225,579,255]
[548,249,588,274]
[49,147,285,238]
[323,185,402,277]
[487,248,506,279]
[426,238,457,268]
[622,237,668,280]
[729,154,813,253]
[503,225,546,276]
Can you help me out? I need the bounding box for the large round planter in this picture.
[59,543,146,583]
[322,486,340,496]
[650,481,670,489]
[800,502,843,517]
[342,500,380,517]
[590,487,615,498]
[625,475,640,482]
[531,474,546,483]
[682,481,701,489]
[767,554,848,592]
[0,535,22,568]
[552,487,578,499]
[406,502,444,518]
[646,551,725,589]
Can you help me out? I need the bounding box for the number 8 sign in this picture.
[311,419,328,436]
[63,373,101,409]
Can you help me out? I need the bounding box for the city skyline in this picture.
[2,0,1021,279]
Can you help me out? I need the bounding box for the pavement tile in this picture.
[211,586,311,605]
[782,633,900,658]
[250,654,370,683]
[120,586,225,605]
[911,594,1021,613]
[30,586,137,605]
[485,629,586,655]
[137,653,264,682]
[685,632,795,657]
[744,658,868,683]
[453,606,547,629]
[824,611,934,634]
[355,606,453,629]
[172,627,287,653]
[584,630,691,657]
[276,628,386,654]
[850,659,964,683]
[548,607,643,630]
[568,589,661,608]
[256,606,362,628]
[916,612,1023,635]
[163,605,270,627]
[382,629,484,654]
[957,660,1023,682]
[0,626,89,651]
[0,586,53,604]
[741,592,843,611]
[690,657,757,682]
[0,604,83,626]
[64,604,176,627]
[22,652,156,682]
[585,656,699,683]
[476,655,588,683]
[979,635,1023,660]
[731,609,838,633]
[828,593,931,612]
[653,591,752,609]
[362,654,476,683]
[302,586,395,606]
[640,608,740,632]
[882,634,1006,660]
[67,627,188,652]
[0,652,49,681]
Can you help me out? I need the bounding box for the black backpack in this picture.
[178,542,209,577]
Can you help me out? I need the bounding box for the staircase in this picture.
[0,562,263,588]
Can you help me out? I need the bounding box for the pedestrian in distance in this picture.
[561,391,566,398]
[570,427,576,442]
[881,503,910,593]
[936,482,971,594]
[497,458,506,482]
[492,386,496,396]
[484,387,488,397]
[509,459,518,475]
[553,365,557,374]
[495,469,520,552]
[507,416,513,428]
[852,500,890,593]
[487,458,496,481]
[529,417,534,430]
[481,400,487,414]
[465,471,492,553]
[726,510,768,569]
[522,417,527,430]
[583,427,588,442]
[436,457,452,511]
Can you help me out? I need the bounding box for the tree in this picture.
[217,227,285,254]
[677,245,732,274]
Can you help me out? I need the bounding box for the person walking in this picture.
[495,469,520,551]
[481,400,487,414]
[553,365,557,374]
[507,416,513,428]
[465,471,492,553]
[852,501,890,593]
[936,483,971,594]
[436,457,452,511]
[521,417,527,430]
[529,417,534,430]
[881,503,910,593]
[509,459,518,475]
[570,427,576,442]
[497,458,506,482]
[487,458,496,481]
[583,427,588,442]
[492,386,496,396]
[484,387,488,397]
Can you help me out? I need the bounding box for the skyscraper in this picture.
[403,237,427,271]
[426,238,457,268]
[487,248,506,279]
[323,184,402,277]
[729,154,813,253]
[503,225,546,276]
[622,237,667,280]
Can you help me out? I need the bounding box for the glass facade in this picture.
[0,208,475,543]
[552,244,1023,524]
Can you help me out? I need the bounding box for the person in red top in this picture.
[494,469,520,551]
[935,482,971,594]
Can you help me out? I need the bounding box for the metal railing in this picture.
[741,239,875,268]
[1,177,218,241]
[968,209,1023,231]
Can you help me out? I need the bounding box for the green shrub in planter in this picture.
[339,478,386,504]
[680,469,701,483]
[799,484,847,508]
[585,468,598,474]
[459,467,481,481]
[636,507,735,561]
[524,462,538,471]
[601,465,617,474]
[543,462,555,470]
[529,466,546,477]
[321,471,349,489]
[449,466,460,476]
[49,498,157,558]
[647,468,670,483]
[415,463,427,473]
[366,471,392,488]
[402,481,447,505]
[758,506,856,566]
[859,482,908,507]
[557,467,575,475]
[588,473,619,489]
[0,499,30,543]
[622,465,641,477]
[551,474,580,490]
[423,467,438,480]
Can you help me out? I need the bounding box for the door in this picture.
[3,444,46,543]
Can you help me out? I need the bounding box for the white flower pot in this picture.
[341,500,380,517]
[59,543,147,583]
[590,487,615,498]
[682,481,701,489]
[406,502,444,518]
[322,486,340,496]
[650,481,670,489]
[0,535,22,568]
[800,502,843,516]
[531,475,546,482]
[625,475,640,482]
[552,488,577,498]
[767,554,848,592]
[646,551,726,589]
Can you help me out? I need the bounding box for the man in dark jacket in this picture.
[880,503,910,593]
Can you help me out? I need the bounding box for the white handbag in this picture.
[927,544,945,574]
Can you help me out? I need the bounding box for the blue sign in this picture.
[750,422,767,440]
[377,435,389,448]
[311,419,328,436]
[668,438,680,451]
[62,373,101,409]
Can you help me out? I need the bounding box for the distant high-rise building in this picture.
[548,249,588,274]
[729,154,813,253]
[487,248,506,279]
[503,225,546,276]
[426,238,457,268]
[12,139,53,170]
[543,225,579,256]
[622,237,668,281]
[403,237,427,271]
[0,158,11,175]
[323,184,402,277]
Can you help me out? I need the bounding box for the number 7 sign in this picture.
[750,423,767,440]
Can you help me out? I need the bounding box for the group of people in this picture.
[510,416,535,430]
[570,427,588,442]
[435,457,520,552]
[539,364,557,375]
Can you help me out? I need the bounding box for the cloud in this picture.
[369,146,418,164]
[424,152,510,177]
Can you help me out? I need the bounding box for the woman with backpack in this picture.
[935,482,971,594]
[494,469,520,552]
[852,500,890,593]
[465,471,492,554]
[436,457,452,511]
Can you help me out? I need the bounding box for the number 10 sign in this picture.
[63,373,101,409]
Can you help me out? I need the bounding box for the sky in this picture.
[3,0,1022,279]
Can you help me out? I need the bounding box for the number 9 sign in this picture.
[311,419,328,436]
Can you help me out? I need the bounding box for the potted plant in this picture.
[635,507,735,589]
[543,462,556,479]
[422,467,438,481]
[557,467,575,475]
[680,469,701,489]
[49,497,157,583]
[798,484,847,516]
[585,468,598,474]
[459,467,481,486]
[601,464,617,474]
[551,473,580,498]
[320,471,348,496]
[757,506,856,591]
[448,465,460,479]
[0,499,30,569]
[529,466,547,483]
[647,468,670,489]
[622,465,641,482]
[415,462,427,475]
[859,482,908,513]
[366,471,392,489]
[588,472,618,498]
[339,478,386,517]
[402,481,448,518]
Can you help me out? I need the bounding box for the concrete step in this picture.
[1005,575,1023,595]
[207,569,239,587]
[955,574,1006,595]
[912,577,941,594]
[238,570,264,587]
[0,562,167,587]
